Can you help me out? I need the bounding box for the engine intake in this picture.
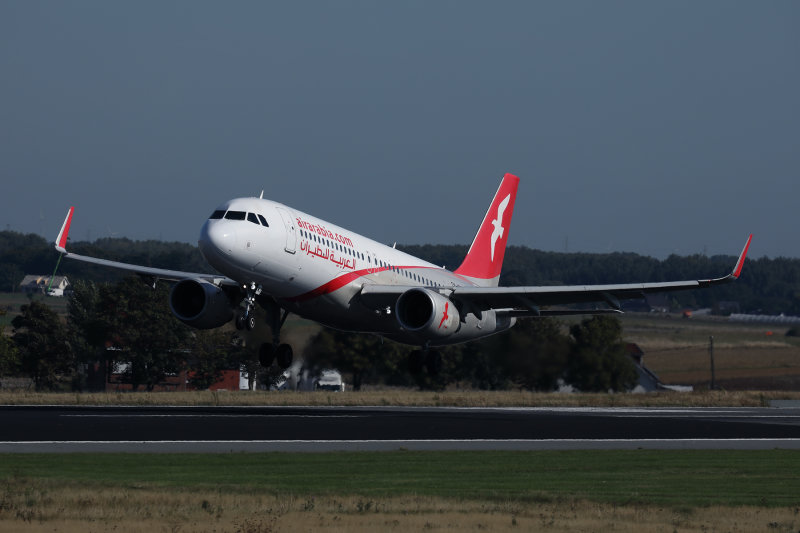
[170,279,234,329]
[395,288,459,339]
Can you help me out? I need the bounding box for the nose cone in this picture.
[199,220,236,258]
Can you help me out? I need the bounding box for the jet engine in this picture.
[395,288,460,339]
[169,279,234,329]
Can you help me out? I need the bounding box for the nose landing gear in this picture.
[235,282,261,331]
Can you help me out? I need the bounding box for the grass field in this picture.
[3,305,800,530]
[2,451,799,532]
[0,292,68,328]
[621,313,800,390]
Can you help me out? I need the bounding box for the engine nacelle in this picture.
[169,279,234,329]
[395,288,460,339]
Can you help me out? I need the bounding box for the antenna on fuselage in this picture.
[259,190,264,199]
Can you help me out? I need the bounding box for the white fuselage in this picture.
[197,197,512,346]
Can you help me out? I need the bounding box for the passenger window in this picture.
[225,211,246,220]
[209,210,225,219]
[257,214,269,227]
[247,213,260,225]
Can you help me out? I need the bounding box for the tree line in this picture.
[0,230,795,392]
[3,230,797,314]
[1,275,637,392]
[2,279,260,391]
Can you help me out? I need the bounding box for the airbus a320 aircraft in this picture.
[55,174,752,374]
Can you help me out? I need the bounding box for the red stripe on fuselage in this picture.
[286,265,440,302]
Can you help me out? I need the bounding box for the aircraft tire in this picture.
[235,314,246,330]
[408,350,424,375]
[276,343,293,369]
[259,343,275,367]
[246,315,257,331]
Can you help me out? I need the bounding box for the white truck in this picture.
[294,369,345,391]
[313,369,345,391]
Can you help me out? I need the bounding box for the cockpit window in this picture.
[257,214,269,227]
[224,210,246,220]
[209,210,225,219]
[247,213,260,225]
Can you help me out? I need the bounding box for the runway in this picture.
[2,405,800,452]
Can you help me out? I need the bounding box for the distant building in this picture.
[19,275,70,296]
[84,355,247,392]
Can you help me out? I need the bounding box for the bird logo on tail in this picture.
[490,194,510,262]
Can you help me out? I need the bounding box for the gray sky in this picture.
[1,1,798,259]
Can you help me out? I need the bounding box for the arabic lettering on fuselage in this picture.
[299,239,356,270]
[296,217,354,247]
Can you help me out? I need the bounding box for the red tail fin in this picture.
[454,173,519,287]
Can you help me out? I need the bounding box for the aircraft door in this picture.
[275,207,297,254]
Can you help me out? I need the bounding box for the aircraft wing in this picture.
[360,234,752,317]
[54,207,237,287]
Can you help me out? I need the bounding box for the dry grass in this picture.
[647,347,800,383]
[2,388,800,408]
[620,313,800,389]
[1,481,798,533]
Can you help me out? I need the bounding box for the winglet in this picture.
[55,207,75,253]
[730,234,752,279]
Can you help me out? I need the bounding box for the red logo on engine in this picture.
[438,302,449,329]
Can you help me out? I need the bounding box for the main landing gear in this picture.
[408,348,442,376]
[258,342,293,370]
[259,305,293,370]
[234,284,294,370]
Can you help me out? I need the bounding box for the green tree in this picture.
[67,279,117,390]
[0,312,20,376]
[498,317,571,391]
[12,301,74,390]
[98,277,191,391]
[67,279,105,360]
[456,340,512,391]
[566,315,637,392]
[305,329,407,390]
[187,329,242,390]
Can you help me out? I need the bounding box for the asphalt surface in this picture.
[2,405,800,452]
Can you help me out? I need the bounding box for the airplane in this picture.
[54,173,752,375]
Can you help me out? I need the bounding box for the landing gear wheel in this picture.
[259,343,275,367]
[408,350,424,375]
[425,350,442,376]
[235,314,246,331]
[276,344,293,370]
[245,315,257,331]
